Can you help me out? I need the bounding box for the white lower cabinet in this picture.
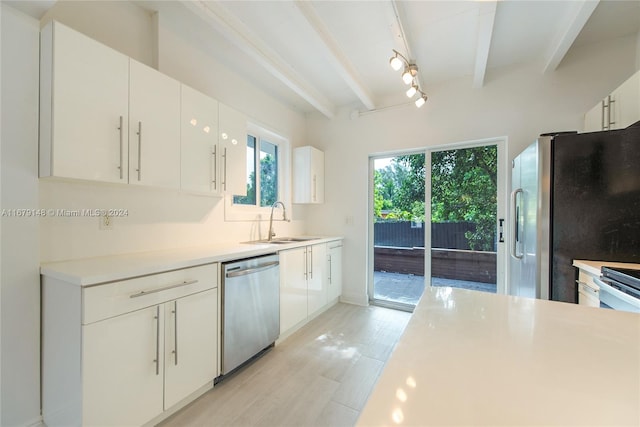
[83,305,164,426]
[280,241,341,336]
[280,246,309,334]
[327,242,343,302]
[42,263,218,427]
[163,289,218,408]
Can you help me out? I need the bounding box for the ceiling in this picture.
[8,0,640,118]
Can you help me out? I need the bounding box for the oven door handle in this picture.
[226,261,279,278]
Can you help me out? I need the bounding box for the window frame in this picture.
[224,122,291,222]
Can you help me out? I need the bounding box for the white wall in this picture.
[304,34,639,305]
[0,4,41,425]
[39,1,309,263]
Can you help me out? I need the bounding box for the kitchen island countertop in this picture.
[358,287,640,426]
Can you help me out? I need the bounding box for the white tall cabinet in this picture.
[41,263,218,427]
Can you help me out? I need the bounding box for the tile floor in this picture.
[159,303,412,427]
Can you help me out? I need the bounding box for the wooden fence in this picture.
[374,246,497,284]
[374,221,477,250]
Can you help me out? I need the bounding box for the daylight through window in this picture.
[233,135,279,207]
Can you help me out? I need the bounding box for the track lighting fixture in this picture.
[389,49,427,108]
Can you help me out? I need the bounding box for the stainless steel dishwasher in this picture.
[221,253,280,376]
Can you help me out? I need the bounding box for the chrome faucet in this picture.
[268,201,288,241]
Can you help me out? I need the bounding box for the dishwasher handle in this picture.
[226,261,279,278]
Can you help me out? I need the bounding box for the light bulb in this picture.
[402,69,414,85]
[406,85,418,98]
[402,64,418,85]
[389,55,403,71]
[415,94,427,108]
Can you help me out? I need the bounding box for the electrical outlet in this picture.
[99,214,113,230]
[345,216,354,225]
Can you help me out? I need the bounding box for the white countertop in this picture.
[573,259,640,277]
[358,287,640,426]
[40,236,341,286]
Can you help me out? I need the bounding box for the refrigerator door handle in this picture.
[510,188,524,260]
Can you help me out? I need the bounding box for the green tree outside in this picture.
[374,146,497,251]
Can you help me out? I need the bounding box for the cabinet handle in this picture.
[601,100,606,131]
[222,147,227,192]
[328,254,332,284]
[154,306,160,376]
[312,174,317,202]
[309,246,313,280]
[211,146,217,190]
[136,121,142,181]
[304,248,308,280]
[118,116,124,179]
[129,279,199,298]
[608,95,615,128]
[173,301,178,366]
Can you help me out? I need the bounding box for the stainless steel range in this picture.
[598,267,640,313]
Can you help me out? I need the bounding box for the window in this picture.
[233,135,279,207]
[225,123,290,222]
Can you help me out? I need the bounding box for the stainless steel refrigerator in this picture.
[510,123,640,303]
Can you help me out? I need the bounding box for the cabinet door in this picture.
[218,103,247,196]
[307,243,328,316]
[43,21,129,182]
[584,101,603,132]
[129,59,181,188]
[310,149,325,203]
[328,244,343,301]
[164,289,218,409]
[611,71,640,130]
[280,247,308,334]
[82,305,164,426]
[293,146,325,204]
[180,85,220,194]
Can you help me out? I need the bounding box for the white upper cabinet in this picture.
[293,146,324,204]
[129,60,181,189]
[40,21,181,188]
[180,85,220,195]
[40,21,129,183]
[218,103,247,196]
[584,70,640,132]
[611,71,640,129]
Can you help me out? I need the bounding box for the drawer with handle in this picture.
[83,263,218,324]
